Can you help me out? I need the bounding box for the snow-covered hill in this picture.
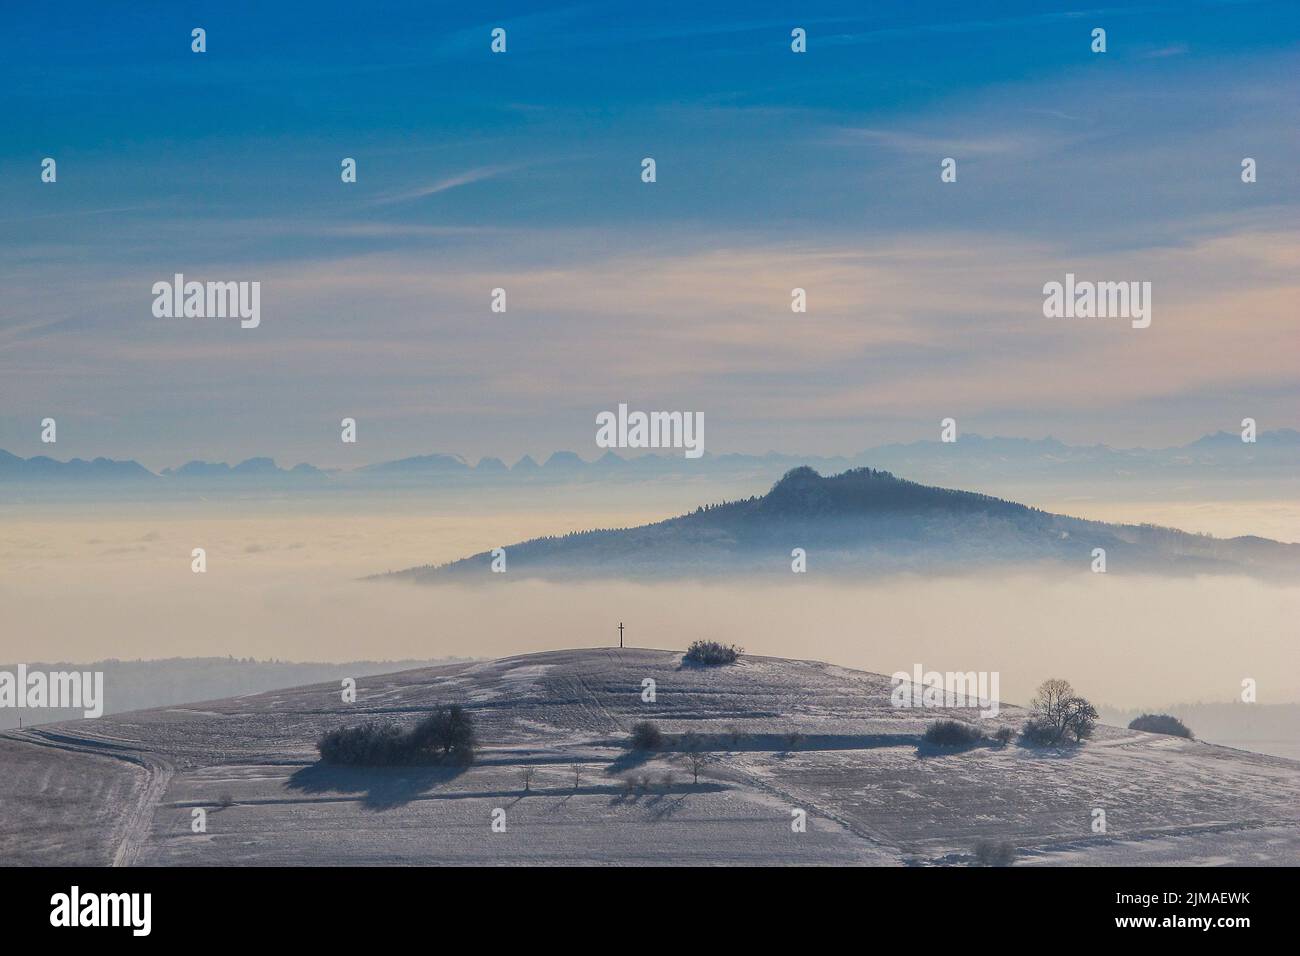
[2,648,1296,866]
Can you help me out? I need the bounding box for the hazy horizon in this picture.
[4,499,1297,710]
[5,424,1300,475]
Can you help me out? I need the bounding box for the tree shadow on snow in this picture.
[608,783,726,808]
[912,740,991,758]
[286,762,469,811]
[1013,742,1089,760]
[604,749,656,774]
[912,740,1088,760]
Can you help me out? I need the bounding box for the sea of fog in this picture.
[2,506,1298,714]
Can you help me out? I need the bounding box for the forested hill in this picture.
[386,467,1299,582]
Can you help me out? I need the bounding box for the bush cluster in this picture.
[1128,713,1193,739]
[318,705,476,766]
[922,719,985,746]
[683,641,742,665]
[1019,717,1059,746]
[630,721,664,751]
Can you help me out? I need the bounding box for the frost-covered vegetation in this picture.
[630,721,664,750]
[1021,679,1098,745]
[317,705,476,766]
[684,640,743,665]
[922,719,985,747]
[1129,713,1194,739]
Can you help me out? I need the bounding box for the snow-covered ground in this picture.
[2,648,1296,866]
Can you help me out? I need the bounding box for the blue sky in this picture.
[1,1,1298,467]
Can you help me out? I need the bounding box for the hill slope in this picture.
[1,648,1296,866]
[389,467,1300,581]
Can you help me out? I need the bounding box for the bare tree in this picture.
[684,749,711,785]
[1026,679,1097,745]
[1061,697,1099,742]
[1030,678,1075,740]
[572,765,582,790]
[519,767,536,792]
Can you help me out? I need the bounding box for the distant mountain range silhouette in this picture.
[163,457,328,479]
[387,466,1300,582]
[0,449,158,481]
[3,429,1298,486]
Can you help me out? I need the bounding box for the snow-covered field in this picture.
[2,648,1296,866]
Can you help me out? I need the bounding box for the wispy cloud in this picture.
[836,127,1039,157]
[368,165,519,206]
